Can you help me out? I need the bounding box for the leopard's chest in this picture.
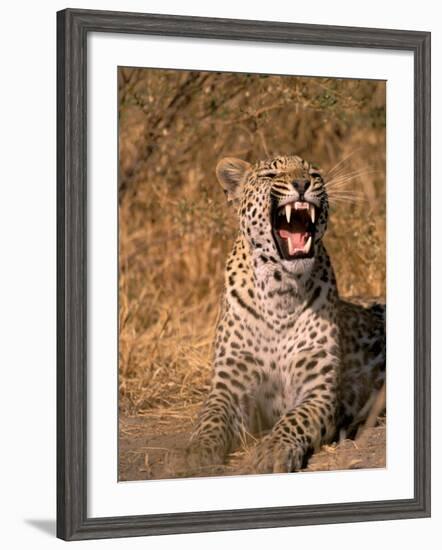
[238,303,336,422]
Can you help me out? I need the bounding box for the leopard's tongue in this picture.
[279,228,309,251]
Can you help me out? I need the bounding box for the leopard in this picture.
[186,154,385,474]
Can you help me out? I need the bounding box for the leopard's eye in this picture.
[258,170,282,179]
[310,172,322,180]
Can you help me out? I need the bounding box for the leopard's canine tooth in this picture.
[309,204,315,223]
[285,204,292,223]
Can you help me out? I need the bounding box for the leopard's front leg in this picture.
[253,352,338,473]
[187,393,235,468]
[186,364,253,470]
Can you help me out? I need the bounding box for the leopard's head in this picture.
[216,155,329,273]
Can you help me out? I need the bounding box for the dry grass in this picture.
[118,68,386,425]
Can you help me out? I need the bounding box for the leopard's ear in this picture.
[216,157,251,202]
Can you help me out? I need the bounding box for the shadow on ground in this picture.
[25,519,56,537]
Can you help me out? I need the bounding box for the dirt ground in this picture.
[119,410,386,482]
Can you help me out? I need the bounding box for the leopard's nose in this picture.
[292,179,310,200]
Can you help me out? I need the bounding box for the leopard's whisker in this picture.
[328,193,366,199]
[327,188,367,197]
[327,188,366,197]
[326,163,356,180]
[328,195,367,205]
[326,169,377,189]
[326,149,361,177]
[328,189,367,198]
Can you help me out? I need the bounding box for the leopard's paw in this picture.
[252,435,304,474]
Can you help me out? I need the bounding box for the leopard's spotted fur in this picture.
[187,155,385,474]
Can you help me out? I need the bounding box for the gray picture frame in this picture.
[57,8,431,541]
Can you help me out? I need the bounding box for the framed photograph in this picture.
[57,8,431,541]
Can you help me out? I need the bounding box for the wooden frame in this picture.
[57,8,431,541]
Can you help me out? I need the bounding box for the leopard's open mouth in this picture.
[271,201,317,261]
